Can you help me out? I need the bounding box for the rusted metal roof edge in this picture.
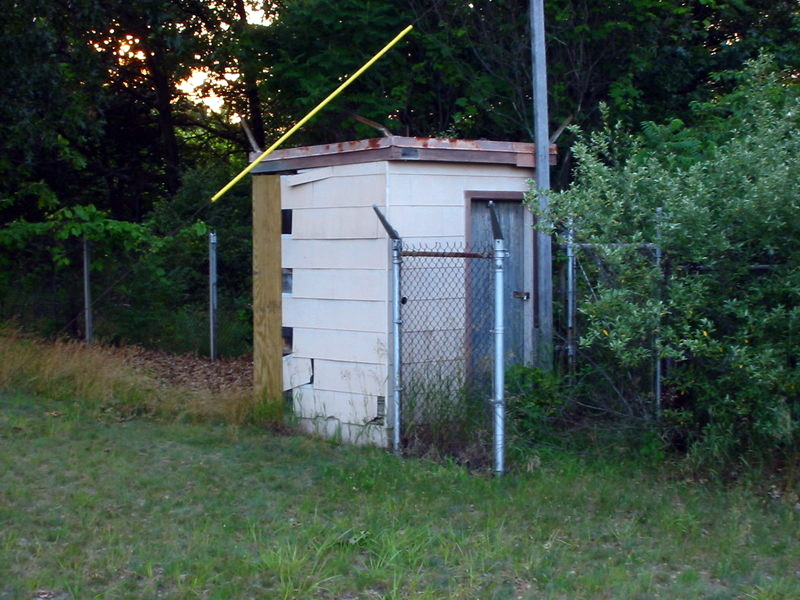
[250,136,555,174]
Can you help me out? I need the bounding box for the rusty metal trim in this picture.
[251,136,554,174]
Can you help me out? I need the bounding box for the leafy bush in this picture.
[534,55,800,472]
[0,161,253,356]
[505,364,564,442]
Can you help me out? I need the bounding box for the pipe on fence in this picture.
[654,207,664,417]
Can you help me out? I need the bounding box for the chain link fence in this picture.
[399,242,496,465]
[0,230,251,358]
[561,242,663,419]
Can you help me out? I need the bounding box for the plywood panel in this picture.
[282,239,389,270]
[283,355,313,391]
[292,269,387,301]
[409,175,530,206]
[329,161,388,177]
[283,298,386,333]
[292,207,380,239]
[384,173,461,207]
[311,174,386,208]
[280,176,313,209]
[291,384,317,419]
[293,386,379,425]
[252,175,283,403]
[388,205,465,238]
[386,168,532,209]
[283,173,386,209]
[293,409,387,446]
[293,328,388,364]
[286,167,333,187]
[313,359,387,396]
[283,160,383,180]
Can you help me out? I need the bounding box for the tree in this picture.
[537,56,800,470]
[252,0,799,186]
[0,0,256,348]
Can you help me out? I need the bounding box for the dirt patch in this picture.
[112,346,253,393]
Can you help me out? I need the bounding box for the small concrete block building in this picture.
[251,136,551,446]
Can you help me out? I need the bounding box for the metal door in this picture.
[470,197,534,365]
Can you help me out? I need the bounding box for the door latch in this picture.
[512,291,530,300]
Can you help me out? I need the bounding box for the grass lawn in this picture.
[1,391,798,600]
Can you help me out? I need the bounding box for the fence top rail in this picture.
[565,242,659,250]
[402,250,491,259]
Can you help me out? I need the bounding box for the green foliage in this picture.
[0,159,253,355]
[505,365,565,443]
[535,56,800,471]
[256,0,537,142]
[4,0,799,362]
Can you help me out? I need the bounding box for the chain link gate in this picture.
[374,204,507,473]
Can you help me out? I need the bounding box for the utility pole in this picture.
[530,0,553,369]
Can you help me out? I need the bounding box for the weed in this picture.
[1,334,799,599]
[0,329,268,426]
[2,391,799,598]
[401,366,492,467]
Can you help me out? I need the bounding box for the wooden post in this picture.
[252,174,283,412]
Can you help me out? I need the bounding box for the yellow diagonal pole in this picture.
[211,24,414,203]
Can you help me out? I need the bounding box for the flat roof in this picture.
[250,136,556,174]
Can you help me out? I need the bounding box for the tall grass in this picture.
[402,369,492,467]
[1,391,798,599]
[0,327,260,425]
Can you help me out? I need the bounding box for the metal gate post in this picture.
[391,238,403,454]
[489,202,507,475]
[373,206,404,455]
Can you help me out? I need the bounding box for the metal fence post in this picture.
[654,207,664,418]
[209,231,218,361]
[566,223,576,377]
[82,235,93,344]
[489,202,507,475]
[373,206,403,455]
[391,238,403,454]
